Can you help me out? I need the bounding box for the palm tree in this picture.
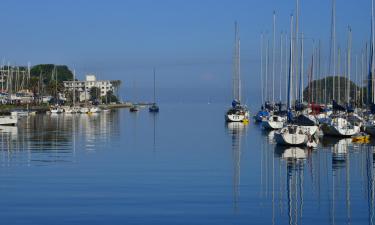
[28,76,39,103]
[111,80,122,100]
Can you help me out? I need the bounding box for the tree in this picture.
[46,81,64,98]
[28,76,40,102]
[101,90,118,103]
[30,64,73,85]
[89,87,100,101]
[110,80,122,99]
[65,89,80,105]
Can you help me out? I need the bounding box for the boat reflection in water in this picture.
[322,137,352,168]
[274,146,306,225]
[226,121,247,212]
[0,112,120,166]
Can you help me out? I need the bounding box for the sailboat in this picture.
[274,14,312,146]
[130,81,139,112]
[225,22,249,123]
[50,67,63,114]
[149,68,159,113]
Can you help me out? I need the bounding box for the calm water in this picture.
[0,103,374,225]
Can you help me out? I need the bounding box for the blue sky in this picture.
[0,0,372,102]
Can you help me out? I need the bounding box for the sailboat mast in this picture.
[331,0,336,102]
[73,69,76,106]
[272,11,276,103]
[347,26,352,104]
[355,55,358,105]
[371,0,375,104]
[280,32,283,102]
[287,14,294,110]
[233,22,240,102]
[153,68,156,104]
[338,47,341,103]
[266,40,269,102]
[299,33,304,102]
[261,33,264,105]
[295,0,299,104]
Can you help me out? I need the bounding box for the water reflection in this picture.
[226,122,247,212]
[268,134,375,225]
[0,112,120,166]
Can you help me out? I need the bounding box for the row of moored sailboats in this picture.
[226,0,375,147]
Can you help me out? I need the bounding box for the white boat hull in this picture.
[321,117,360,137]
[274,125,310,146]
[80,107,89,113]
[0,116,17,126]
[262,120,284,129]
[90,107,101,113]
[321,124,360,137]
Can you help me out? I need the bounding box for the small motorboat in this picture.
[149,103,159,113]
[130,105,139,112]
[90,107,101,113]
[352,132,370,144]
[50,106,63,114]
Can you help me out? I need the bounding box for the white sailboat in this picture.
[225,22,249,123]
[274,125,308,146]
[49,67,63,114]
[321,117,360,137]
[275,15,309,146]
[262,115,286,130]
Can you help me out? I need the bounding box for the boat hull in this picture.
[262,120,284,129]
[274,132,307,146]
[226,113,249,122]
[0,116,18,126]
[321,123,360,137]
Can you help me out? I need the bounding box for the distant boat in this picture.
[149,104,159,113]
[130,104,139,112]
[149,68,159,113]
[90,106,101,113]
[79,107,89,114]
[0,115,18,126]
[11,110,29,118]
[50,106,63,114]
[225,22,249,123]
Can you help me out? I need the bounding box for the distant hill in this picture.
[302,76,366,104]
[30,64,73,85]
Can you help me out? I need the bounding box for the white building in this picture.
[63,75,114,102]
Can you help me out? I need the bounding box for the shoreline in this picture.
[0,102,140,114]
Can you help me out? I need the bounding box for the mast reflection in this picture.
[226,122,247,212]
[0,112,120,166]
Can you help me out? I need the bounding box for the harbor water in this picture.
[0,103,374,225]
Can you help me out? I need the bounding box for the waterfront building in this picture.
[63,75,114,102]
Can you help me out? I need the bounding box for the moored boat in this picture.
[321,117,360,137]
[274,125,308,146]
[0,115,18,126]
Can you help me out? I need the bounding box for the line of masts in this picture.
[260,0,373,109]
[0,63,31,94]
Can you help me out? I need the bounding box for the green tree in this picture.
[30,64,73,85]
[46,81,64,98]
[101,90,118,103]
[89,87,100,101]
[110,80,122,99]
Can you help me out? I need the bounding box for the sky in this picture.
[0,0,372,103]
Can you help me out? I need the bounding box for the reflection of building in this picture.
[63,75,115,101]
